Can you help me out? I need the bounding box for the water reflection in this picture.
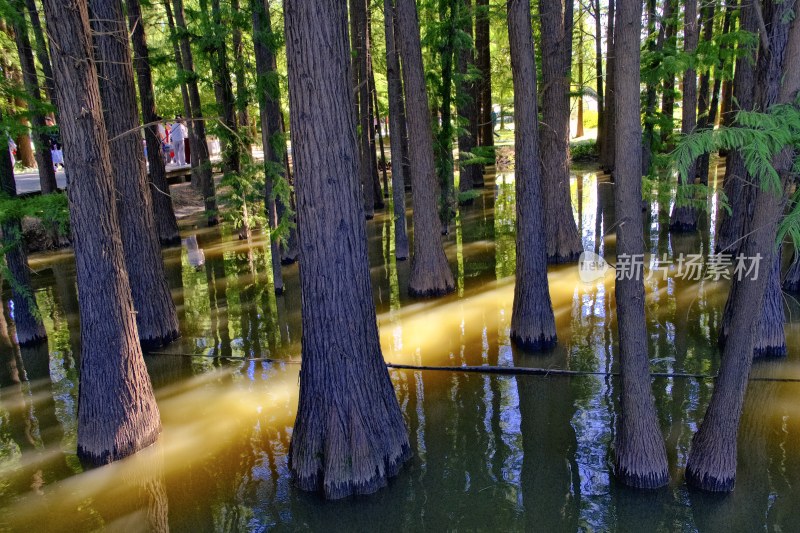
[1,170,800,531]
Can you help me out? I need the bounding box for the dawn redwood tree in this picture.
[660,0,678,143]
[384,0,410,260]
[172,0,219,225]
[507,0,557,350]
[284,0,411,498]
[41,0,161,464]
[0,111,47,346]
[163,0,196,167]
[396,0,456,296]
[351,0,376,218]
[475,0,493,151]
[11,2,57,194]
[599,0,616,171]
[455,0,482,196]
[252,0,286,293]
[686,0,799,491]
[539,0,582,263]
[435,0,457,233]
[592,0,604,151]
[24,0,55,108]
[127,0,181,246]
[669,0,700,231]
[612,0,669,488]
[89,0,180,348]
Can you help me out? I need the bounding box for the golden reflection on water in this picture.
[2,168,800,531]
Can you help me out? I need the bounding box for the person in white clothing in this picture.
[169,116,187,166]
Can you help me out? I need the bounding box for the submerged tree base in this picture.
[685,467,735,492]
[614,465,669,489]
[18,332,48,348]
[141,331,181,351]
[547,250,582,265]
[510,332,557,352]
[408,284,455,298]
[669,207,698,233]
[78,425,161,467]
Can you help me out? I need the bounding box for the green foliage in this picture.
[570,139,597,162]
[0,191,69,232]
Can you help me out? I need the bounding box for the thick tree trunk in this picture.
[507,0,557,351]
[716,0,757,253]
[456,0,482,196]
[686,0,799,491]
[90,0,180,349]
[172,0,219,225]
[384,0,410,260]
[12,4,56,193]
[284,0,411,499]
[42,0,161,465]
[669,0,700,231]
[128,0,181,246]
[396,0,456,297]
[539,0,582,263]
[613,0,669,488]
[252,0,285,294]
[475,0,493,153]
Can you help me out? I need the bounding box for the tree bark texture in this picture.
[686,0,799,491]
[612,0,669,489]
[539,0,582,263]
[475,0,493,151]
[669,0,700,231]
[396,0,456,297]
[455,0,482,196]
[284,0,411,499]
[128,0,181,246]
[384,0,410,260]
[12,4,57,194]
[507,0,557,351]
[172,0,219,225]
[42,0,161,465]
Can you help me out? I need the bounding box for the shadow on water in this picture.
[1,169,800,531]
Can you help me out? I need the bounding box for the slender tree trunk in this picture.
[365,19,385,210]
[613,0,669,488]
[90,0,180,348]
[12,4,56,193]
[163,0,197,172]
[576,16,585,139]
[716,0,757,253]
[507,0,557,351]
[539,0,582,262]
[252,0,285,294]
[593,0,604,152]
[24,0,56,108]
[351,0,376,218]
[231,0,251,154]
[694,0,718,186]
[599,0,616,172]
[384,0,410,260]
[0,124,46,346]
[660,0,677,144]
[642,0,670,175]
[371,82,389,200]
[128,0,181,246]
[475,0,493,153]
[396,0,456,297]
[686,0,799,491]
[456,0,482,196]
[669,0,700,231]
[783,251,800,292]
[42,0,162,465]
[284,0,411,498]
[436,0,457,233]
[172,0,219,225]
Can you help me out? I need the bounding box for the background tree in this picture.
[284,0,411,499]
[41,0,162,465]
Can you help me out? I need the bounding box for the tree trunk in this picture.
[507,0,557,351]
[686,0,799,491]
[612,0,669,488]
[716,0,757,253]
[252,0,285,294]
[576,15,585,139]
[396,0,456,297]
[669,0,700,231]
[351,0,376,219]
[660,0,677,144]
[0,109,46,346]
[384,0,410,260]
[455,0,482,196]
[90,0,180,349]
[371,81,389,200]
[641,0,670,176]
[172,0,219,226]
[41,0,162,465]
[12,3,57,193]
[127,0,181,246]
[24,0,56,108]
[436,0,456,233]
[783,251,800,292]
[694,0,718,186]
[593,0,604,153]
[539,0,582,263]
[475,0,493,153]
[284,0,411,499]
[365,18,385,211]
[231,0,251,153]
[599,0,616,172]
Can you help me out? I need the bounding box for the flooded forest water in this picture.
[2,166,800,532]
